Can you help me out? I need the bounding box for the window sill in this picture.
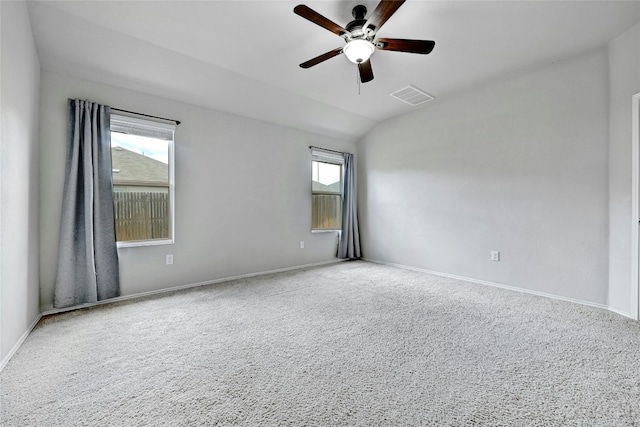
[117,238,174,249]
[312,229,340,233]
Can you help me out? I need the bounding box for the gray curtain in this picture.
[54,99,120,308]
[337,153,361,259]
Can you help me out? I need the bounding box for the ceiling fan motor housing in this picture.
[346,5,372,40]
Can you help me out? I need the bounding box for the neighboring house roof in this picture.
[312,181,341,193]
[111,146,168,184]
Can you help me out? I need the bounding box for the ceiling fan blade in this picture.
[294,5,349,37]
[300,48,343,69]
[363,0,406,33]
[358,60,374,83]
[376,38,435,54]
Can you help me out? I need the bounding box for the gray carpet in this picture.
[2,260,640,426]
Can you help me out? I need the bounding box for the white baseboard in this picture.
[363,258,619,315]
[607,306,634,319]
[0,314,42,373]
[41,258,346,316]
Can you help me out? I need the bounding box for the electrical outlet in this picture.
[300,241,305,249]
[491,251,500,261]
[166,254,173,265]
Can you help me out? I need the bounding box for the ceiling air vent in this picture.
[390,85,434,106]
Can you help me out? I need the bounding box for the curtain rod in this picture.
[111,108,181,126]
[309,146,345,155]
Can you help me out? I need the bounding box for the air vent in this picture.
[389,85,434,106]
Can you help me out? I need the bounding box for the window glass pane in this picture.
[312,194,341,230]
[312,161,341,193]
[111,130,171,242]
[311,160,342,230]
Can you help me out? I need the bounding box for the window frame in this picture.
[311,149,344,232]
[110,114,176,248]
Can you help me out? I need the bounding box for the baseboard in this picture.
[363,258,619,315]
[607,306,634,319]
[0,314,42,373]
[41,258,346,316]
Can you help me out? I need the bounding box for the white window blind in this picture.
[110,114,175,141]
[311,147,345,164]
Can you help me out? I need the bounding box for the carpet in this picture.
[1,260,639,426]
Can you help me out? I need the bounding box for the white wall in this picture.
[39,70,355,311]
[357,48,610,305]
[0,0,41,364]
[608,23,640,317]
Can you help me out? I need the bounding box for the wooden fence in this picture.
[312,194,341,230]
[113,191,169,241]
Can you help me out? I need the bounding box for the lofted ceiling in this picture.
[27,1,640,141]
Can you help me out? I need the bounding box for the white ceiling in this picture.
[27,1,640,140]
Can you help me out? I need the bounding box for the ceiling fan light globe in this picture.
[344,39,375,64]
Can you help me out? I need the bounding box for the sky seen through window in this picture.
[111,132,168,164]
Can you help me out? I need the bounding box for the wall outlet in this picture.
[491,251,500,261]
[300,241,305,249]
[166,254,174,265]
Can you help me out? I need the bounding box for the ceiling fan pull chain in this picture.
[357,67,361,95]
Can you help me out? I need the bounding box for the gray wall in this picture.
[0,0,41,363]
[608,23,640,317]
[39,70,355,311]
[357,48,610,305]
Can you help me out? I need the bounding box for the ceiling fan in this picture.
[294,0,435,83]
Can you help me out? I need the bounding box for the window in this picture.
[110,114,175,247]
[311,148,344,231]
